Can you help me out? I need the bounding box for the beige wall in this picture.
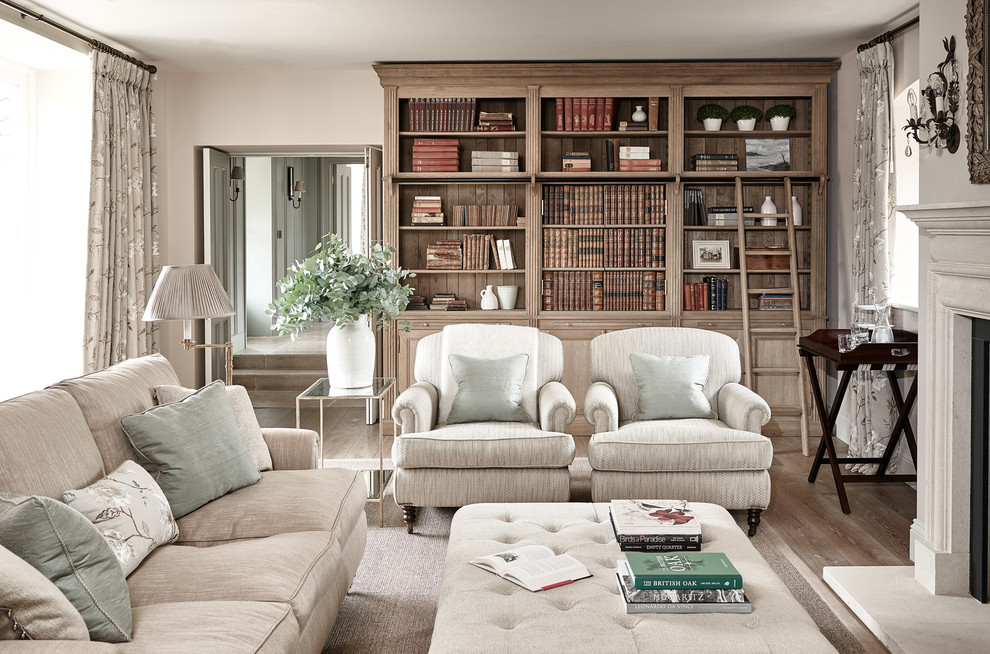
[157,68,384,384]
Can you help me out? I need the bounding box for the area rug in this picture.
[322,458,865,654]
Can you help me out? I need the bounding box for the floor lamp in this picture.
[142,264,236,385]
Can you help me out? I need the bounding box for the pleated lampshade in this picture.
[142,264,234,321]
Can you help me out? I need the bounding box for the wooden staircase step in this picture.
[233,353,326,370]
[233,368,326,391]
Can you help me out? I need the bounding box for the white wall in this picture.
[158,67,383,384]
[245,157,274,337]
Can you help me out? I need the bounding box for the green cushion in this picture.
[0,493,132,643]
[120,380,261,519]
[630,353,717,420]
[446,353,530,424]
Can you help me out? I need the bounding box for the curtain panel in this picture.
[83,50,159,372]
[848,42,898,473]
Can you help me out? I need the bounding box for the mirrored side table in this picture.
[296,377,395,526]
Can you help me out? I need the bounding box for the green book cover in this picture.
[623,552,742,590]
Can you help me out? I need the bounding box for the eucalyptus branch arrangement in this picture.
[267,234,413,338]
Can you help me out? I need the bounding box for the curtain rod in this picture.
[858,16,920,53]
[0,0,157,73]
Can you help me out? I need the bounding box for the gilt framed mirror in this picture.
[967,0,990,182]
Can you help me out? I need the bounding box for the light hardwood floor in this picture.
[260,406,912,653]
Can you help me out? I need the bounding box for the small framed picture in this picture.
[745,139,790,171]
[693,240,731,269]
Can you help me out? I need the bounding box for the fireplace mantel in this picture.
[823,201,990,653]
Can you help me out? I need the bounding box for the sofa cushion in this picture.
[175,468,367,546]
[128,531,336,641]
[0,493,132,643]
[63,460,179,576]
[588,420,773,472]
[156,384,273,472]
[629,353,717,420]
[54,353,181,474]
[392,422,575,469]
[446,353,530,424]
[121,381,261,519]
[0,388,105,499]
[0,544,89,641]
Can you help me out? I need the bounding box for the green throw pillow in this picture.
[120,380,261,519]
[446,353,530,424]
[630,353,717,420]
[0,493,132,643]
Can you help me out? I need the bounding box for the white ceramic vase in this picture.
[760,196,778,226]
[791,195,803,226]
[480,284,499,310]
[770,116,791,131]
[702,118,723,131]
[631,105,647,123]
[496,285,518,310]
[326,315,375,388]
[736,118,757,131]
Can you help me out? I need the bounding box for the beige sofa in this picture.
[0,354,368,653]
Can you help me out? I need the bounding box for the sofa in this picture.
[0,354,368,653]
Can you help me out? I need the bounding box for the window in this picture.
[0,22,90,400]
[889,81,920,310]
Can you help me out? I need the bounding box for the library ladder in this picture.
[734,176,811,455]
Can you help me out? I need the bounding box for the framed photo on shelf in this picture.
[745,139,790,171]
[693,240,731,269]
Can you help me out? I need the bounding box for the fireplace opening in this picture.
[971,318,990,603]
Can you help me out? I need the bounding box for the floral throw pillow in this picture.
[63,460,179,577]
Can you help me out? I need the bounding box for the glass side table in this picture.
[296,377,395,526]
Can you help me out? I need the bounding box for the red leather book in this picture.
[604,98,615,131]
[414,138,460,146]
[411,165,459,172]
[588,98,598,131]
[648,97,660,131]
[556,98,564,131]
[564,98,573,132]
[579,98,589,131]
[595,98,605,132]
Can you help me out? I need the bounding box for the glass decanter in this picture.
[871,303,894,343]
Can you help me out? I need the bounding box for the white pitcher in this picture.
[480,284,499,310]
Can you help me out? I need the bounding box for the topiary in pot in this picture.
[730,105,763,131]
[765,104,797,130]
[696,103,729,131]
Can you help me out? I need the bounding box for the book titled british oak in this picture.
[616,564,751,614]
[624,552,743,590]
[469,545,592,592]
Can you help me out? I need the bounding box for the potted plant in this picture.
[730,105,763,131]
[696,103,729,131]
[766,104,797,131]
[267,234,413,389]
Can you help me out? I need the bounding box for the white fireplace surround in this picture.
[824,201,990,653]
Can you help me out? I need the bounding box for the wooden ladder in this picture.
[734,177,811,455]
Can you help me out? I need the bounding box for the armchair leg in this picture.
[747,508,763,537]
[402,506,418,534]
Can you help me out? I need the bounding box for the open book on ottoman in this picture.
[469,544,591,592]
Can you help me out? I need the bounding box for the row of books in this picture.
[758,292,794,310]
[470,150,519,173]
[424,237,517,270]
[541,271,665,311]
[543,228,665,269]
[449,204,520,226]
[683,278,729,311]
[429,293,467,311]
[542,184,667,225]
[706,205,757,227]
[477,111,515,131]
[691,153,739,172]
[554,97,616,132]
[410,196,443,225]
[407,98,476,132]
[411,138,459,173]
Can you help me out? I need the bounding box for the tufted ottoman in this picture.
[429,502,837,654]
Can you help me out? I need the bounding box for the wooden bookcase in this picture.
[375,62,838,437]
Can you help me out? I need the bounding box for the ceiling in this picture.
[8,0,919,73]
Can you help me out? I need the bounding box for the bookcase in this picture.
[375,62,838,437]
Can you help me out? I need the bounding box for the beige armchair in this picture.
[391,324,576,532]
[584,327,772,535]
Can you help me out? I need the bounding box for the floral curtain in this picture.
[83,50,159,372]
[848,41,898,473]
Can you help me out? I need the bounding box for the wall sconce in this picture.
[229,165,244,202]
[287,166,306,209]
[904,36,960,156]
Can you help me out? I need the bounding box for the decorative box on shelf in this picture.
[743,248,790,270]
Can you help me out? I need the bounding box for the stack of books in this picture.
[425,240,463,270]
[616,553,750,614]
[562,151,591,172]
[691,153,739,172]
[429,293,457,310]
[554,98,616,132]
[471,150,519,173]
[706,205,755,226]
[758,292,794,310]
[618,145,662,172]
[445,299,468,311]
[411,196,444,225]
[476,111,515,131]
[683,278,729,311]
[463,233,494,270]
[609,500,702,552]
[405,295,428,310]
[411,138,459,173]
[617,120,649,132]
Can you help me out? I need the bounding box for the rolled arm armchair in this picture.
[538,382,576,432]
[392,382,439,435]
[584,382,619,434]
[717,382,772,434]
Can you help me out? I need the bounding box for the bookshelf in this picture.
[376,62,837,437]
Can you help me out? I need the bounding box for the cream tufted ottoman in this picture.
[429,502,837,654]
